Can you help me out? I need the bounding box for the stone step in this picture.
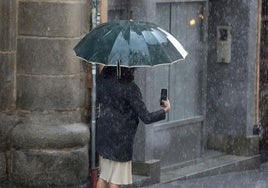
[260,161,268,171]
[125,150,262,187]
[160,153,261,184]
[122,175,151,188]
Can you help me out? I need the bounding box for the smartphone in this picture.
[160,88,168,106]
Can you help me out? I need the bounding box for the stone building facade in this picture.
[103,0,261,176]
[0,0,266,187]
[0,0,90,187]
[206,0,260,156]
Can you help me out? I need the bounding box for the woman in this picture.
[96,66,170,188]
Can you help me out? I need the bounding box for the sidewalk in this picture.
[125,150,262,188]
[143,168,268,188]
[160,151,261,183]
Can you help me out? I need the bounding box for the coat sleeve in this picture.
[128,83,166,124]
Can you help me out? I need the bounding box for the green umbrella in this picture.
[74,20,188,67]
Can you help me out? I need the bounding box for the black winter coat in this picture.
[96,76,166,162]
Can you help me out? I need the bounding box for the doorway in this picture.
[156,2,207,121]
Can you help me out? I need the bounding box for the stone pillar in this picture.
[207,0,259,156]
[0,0,17,184]
[0,0,90,187]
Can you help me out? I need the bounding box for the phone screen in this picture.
[160,89,167,106]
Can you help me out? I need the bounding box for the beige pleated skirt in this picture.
[99,156,133,185]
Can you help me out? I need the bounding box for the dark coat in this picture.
[96,76,165,162]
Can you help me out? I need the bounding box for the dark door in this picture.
[156,2,207,121]
[259,0,268,160]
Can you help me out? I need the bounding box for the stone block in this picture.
[12,123,89,150]
[232,135,259,156]
[16,110,85,127]
[0,113,19,150]
[0,152,6,182]
[0,54,15,110]
[207,134,260,156]
[11,146,89,187]
[148,119,203,167]
[260,162,268,171]
[17,38,82,75]
[0,0,17,51]
[18,0,89,37]
[207,134,231,153]
[132,160,160,184]
[16,74,86,111]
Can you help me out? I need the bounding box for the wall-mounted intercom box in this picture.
[216,26,232,63]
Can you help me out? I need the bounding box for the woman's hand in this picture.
[162,99,171,113]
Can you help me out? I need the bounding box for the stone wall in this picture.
[207,0,258,136]
[0,0,17,184]
[0,0,90,187]
[206,0,259,154]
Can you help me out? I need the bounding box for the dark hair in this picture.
[101,66,135,83]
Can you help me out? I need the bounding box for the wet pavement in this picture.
[143,169,268,188]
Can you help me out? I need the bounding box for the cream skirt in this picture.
[99,156,133,185]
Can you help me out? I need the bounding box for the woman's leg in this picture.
[97,178,108,188]
[97,155,108,188]
[109,183,121,188]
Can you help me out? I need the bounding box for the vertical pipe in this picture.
[92,0,98,29]
[91,63,97,169]
[91,2,98,188]
[91,0,100,169]
[254,0,262,125]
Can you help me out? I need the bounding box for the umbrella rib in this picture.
[107,22,131,65]
[157,27,188,59]
[137,22,182,65]
[134,23,156,66]
[153,28,187,64]
[143,28,174,65]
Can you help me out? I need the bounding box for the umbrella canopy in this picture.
[74,20,188,67]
